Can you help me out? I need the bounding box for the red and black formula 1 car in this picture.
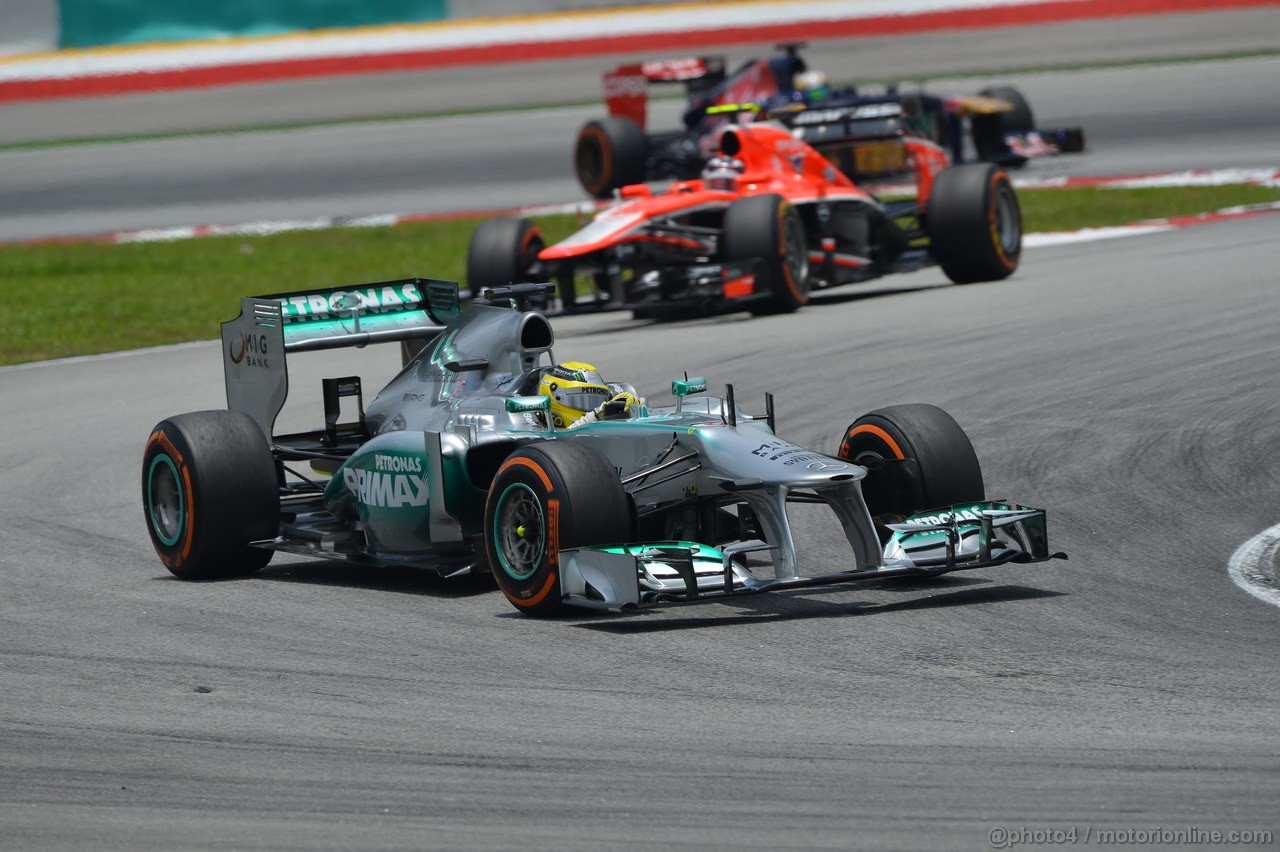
[572,44,1084,199]
[468,114,1020,319]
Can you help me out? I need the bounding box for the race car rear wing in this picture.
[640,56,726,83]
[604,56,726,129]
[220,277,460,441]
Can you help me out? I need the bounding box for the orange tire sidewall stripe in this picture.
[844,424,906,460]
[519,567,560,608]
[150,429,183,465]
[518,497,560,607]
[587,126,612,190]
[146,429,194,567]
[179,465,195,564]
[988,170,1017,271]
[519,225,543,256]
[497,456,554,492]
[777,201,807,304]
[493,455,560,608]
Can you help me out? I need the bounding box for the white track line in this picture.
[14,168,1272,249]
[1228,525,1280,609]
[0,340,215,373]
[1023,224,1174,247]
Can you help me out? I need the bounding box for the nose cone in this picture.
[539,208,647,261]
[697,427,866,487]
[538,242,581,261]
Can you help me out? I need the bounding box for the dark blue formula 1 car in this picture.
[573,44,1085,198]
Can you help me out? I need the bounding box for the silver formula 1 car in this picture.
[141,280,1065,615]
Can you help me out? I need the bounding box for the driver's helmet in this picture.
[539,361,612,428]
[794,69,831,102]
[700,156,744,191]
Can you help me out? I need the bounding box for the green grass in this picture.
[2,183,1278,366]
[1019,184,1280,232]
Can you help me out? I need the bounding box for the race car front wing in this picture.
[557,502,1066,612]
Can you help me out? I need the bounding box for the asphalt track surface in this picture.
[3,11,1280,852]
[2,7,1280,242]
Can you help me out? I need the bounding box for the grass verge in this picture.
[2,183,1278,366]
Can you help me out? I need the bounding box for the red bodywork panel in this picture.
[541,123,890,262]
[902,136,949,204]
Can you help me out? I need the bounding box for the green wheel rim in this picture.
[147,454,184,547]
[492,482,545,581]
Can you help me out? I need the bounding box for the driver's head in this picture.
[794,69,830,102]
[539,361,611,428]
[700,156,744,191]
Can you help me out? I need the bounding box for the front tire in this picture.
[574,116,646,198]
[971,85,1034,166]
[467,217,545,299]
[484,442,633,616]
[142,411,279,580]
[721,194,810,315]
[927,163,1021,285]
[837,403,984,539]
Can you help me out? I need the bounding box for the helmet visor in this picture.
[557,386,610,412]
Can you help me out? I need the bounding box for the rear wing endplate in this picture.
[605,56,727,129]
[220,277,459,440]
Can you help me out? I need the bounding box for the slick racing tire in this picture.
[721,194,810,315]
[927,163,1021,285]
[142,410,279,580]
[574,116,646,199]
[970,85,1034,167]
[467,217,546,299]
[485,442,633,617]
[837,403,984,541]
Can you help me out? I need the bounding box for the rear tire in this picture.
[971,85,1034,166]
[485,442,633,616]
[837,403,984,539]
[574,116,646,198]
[467,217,545,299]
[927,163,1021,284]
[721,194,810,315]
[142,411,279,580]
